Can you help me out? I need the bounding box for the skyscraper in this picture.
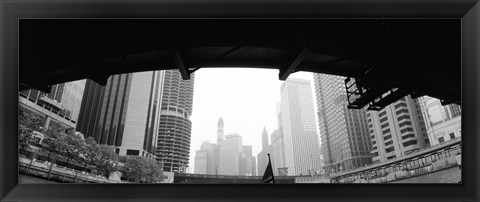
[240,145,256,176]
[76,71,163,159]
[219,133,243,175]
[257,127,273,175]
[271,102,287,175]
[156,70,195,172]
[218,117,224,142]
[418,96,461,145]
[367,96,430,163]
[270,129,286,175]
[20,79,86,129]
[313,74,372,174]
[280,78,322,175]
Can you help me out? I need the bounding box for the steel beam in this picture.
[173,48,190,80]
[279,48,309,80]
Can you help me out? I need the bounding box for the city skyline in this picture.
[188,68,318,172]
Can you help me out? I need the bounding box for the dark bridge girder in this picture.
[20,19,461,110]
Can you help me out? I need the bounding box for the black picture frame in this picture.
[1,0,479,201]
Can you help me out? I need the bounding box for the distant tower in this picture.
[262,126,269,150]
[217,117,224,142]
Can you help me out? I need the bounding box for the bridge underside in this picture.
[20,19,460,110]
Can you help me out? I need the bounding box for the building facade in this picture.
[219,133,243,175]
[270,129,286,176]
[367,96,430,163]
[280,78,322,175]
[76,71,163,159]
[418,96,462,145]
[156,70,195,172]
[313,74,372,174]
[20,79,86,129]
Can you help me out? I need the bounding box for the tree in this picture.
[89,143,119,178]
[18,109,44,150]
[119,156,164,183]
[144,158,164,183]
[119,156,144,182]
[41,122,68,160]
[59,129,86,165]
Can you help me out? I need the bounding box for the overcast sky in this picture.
[188,68,319,172]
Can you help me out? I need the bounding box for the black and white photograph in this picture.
[18,19,462,184]
[1,1,479,202]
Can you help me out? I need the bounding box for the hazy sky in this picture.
[188,68,319,171]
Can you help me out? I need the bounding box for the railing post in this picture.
[74,171,78,183]
[26,151,37,175]
[47,163,53,180]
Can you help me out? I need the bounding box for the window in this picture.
[380,117,388,123]
[395,102,407,109]
[438,137,445,143]
[397,115,410,121]
[396,108,409,115]
[385,141,393,146]
[449,133,455,139]
[400,127,414,133]
[115,148,120,154]
[424,139,430,144]
[127,149,140,156]
[382,128,390,134]
[379,111,387,117]
[385,147,395,153]
[398,121,412,127]
[387,155,396,160]
[402,134,415,140]
[381,123,389,129]
[384,135,392,141]
[402,140,418,147]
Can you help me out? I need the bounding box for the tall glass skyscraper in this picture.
[76,71,163,159]
[280,78,322,175]
[313,74,372,174]
[19,79,86,129]
[156,70,195,172]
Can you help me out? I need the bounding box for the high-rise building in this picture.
[272,102,287,176]
[280,78,322,175]
[240,145,256,176]
[194,118,256,176]
[20,79,86,129]
[217,117,224,142]
[313,74,372,174]
[257,127,273,176]
[270,129,286,175]
[418,96,461,145]
[156,70,195,172]
[194,141,212,174]
[219,133,243,175]
[76,71,163,159]
[367,96,430,164]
